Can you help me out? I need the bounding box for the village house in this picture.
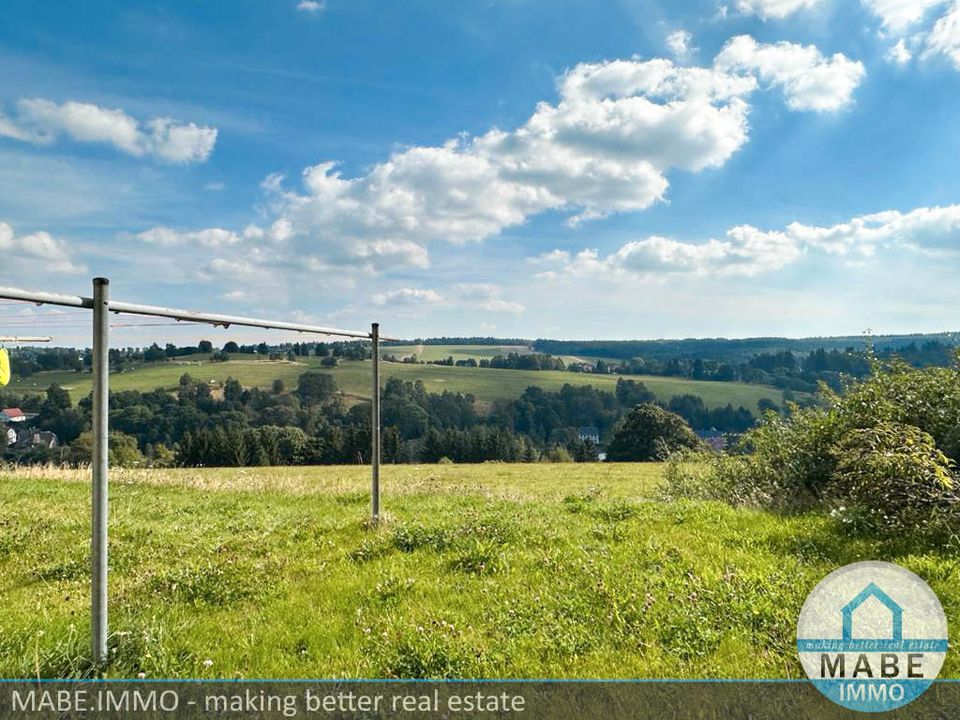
[577,426,601,444]
[1,408,58,451]
[0,407,27,424]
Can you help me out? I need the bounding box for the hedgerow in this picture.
[662,356,960,537]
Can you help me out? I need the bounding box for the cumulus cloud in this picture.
[337,283,523,321]
[136,226,242,247]
[453,283,526,314]
[125,42,861,283]
[861,0,947,33]
[665,30,695,60]
[261,56,759,270]
[715,35,866,111]
[297,0,325,11]
[0,99,217,163]
[0,221,86,274]
[372,288,443,306]
[735,0,821,19]
[859,0,960,69]
[923,1,960,68]
[537,203,960,278]
[887,38,914,63]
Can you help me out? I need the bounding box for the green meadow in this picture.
[1,463,956,679]
[7,355,790,411]
[381,344,531,362]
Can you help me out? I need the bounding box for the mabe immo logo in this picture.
[797,561,948,712]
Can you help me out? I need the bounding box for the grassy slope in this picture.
[382,344,531,362]
[1,464,956,679]
[329,361,788,410]
[8,356,790,411]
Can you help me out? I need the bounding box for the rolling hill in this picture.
[6,354,791,411]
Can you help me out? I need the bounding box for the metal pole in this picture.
[91,277,110,665]
[371,322,380,523]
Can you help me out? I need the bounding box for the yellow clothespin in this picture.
[0,346,10,387]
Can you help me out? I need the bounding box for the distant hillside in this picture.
[383,336,530,347]
[532,332,960,363]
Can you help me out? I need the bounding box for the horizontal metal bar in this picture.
[0,284,399,341]
[106,300,373,339]
[0,286,92,309]
[0,336,53,342]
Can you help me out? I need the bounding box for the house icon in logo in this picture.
[842,582,903,642]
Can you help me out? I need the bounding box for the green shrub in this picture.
[829,422,956,534]
[543,445,574,463]
[663,359,960,537]
[67,430,145,468]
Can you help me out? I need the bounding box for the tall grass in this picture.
[1,464,956,679]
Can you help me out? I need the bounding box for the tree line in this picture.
[0,374,762,467]
[10,340,372,377]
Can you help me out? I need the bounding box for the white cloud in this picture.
[665,30,695,60]
[538,203,960,278]
[861,0,947,33]
[136,226,242,247]
[297,0,325,11]
[923,1,960,68]
[201,257,259,277]
[735,0,821,19]
[0,221,86,274]
[116,41,864,299]
[887,38,914,63]
[537,229,800,278]
[264,57,758,270]
[0,99,217,163]
[242,224,265,240]
[336,283,524,322]
[143,118,218,163]
[715,35,866,111]
[267,218,293,243]
[860,0,960,69]
[147,43,857,280]
[786,204,960,253]
[372,288,443,306]
[453,283,526,314]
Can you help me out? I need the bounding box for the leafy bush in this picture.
[829,422,955,533]
[662,359,960,536]
[67,430,144,468]
[606,403,702,461]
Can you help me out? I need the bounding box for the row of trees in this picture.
[10,340,372,377]
[2,371,744,467]
[532,339,958,393]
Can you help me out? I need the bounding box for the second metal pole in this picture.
[371,322,380,523]
[91,277,110,665]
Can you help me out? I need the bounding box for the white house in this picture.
[0,407,26,423]
[578,426,601,444]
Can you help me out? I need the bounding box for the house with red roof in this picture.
[0,408,27,423]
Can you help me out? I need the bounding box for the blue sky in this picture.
[1,0,960,344]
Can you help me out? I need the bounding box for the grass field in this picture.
[381,344,531,362]
[7,355,791,411]
[1,463,956,679]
